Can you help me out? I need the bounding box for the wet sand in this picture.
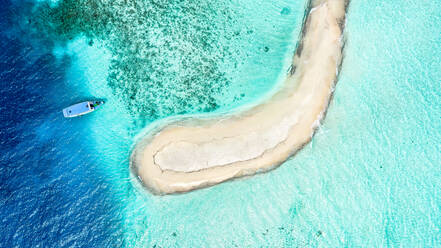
[131,0,348,194]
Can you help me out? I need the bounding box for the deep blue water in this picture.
[0,1,124,246]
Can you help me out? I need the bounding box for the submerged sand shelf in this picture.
[131,0,349,194]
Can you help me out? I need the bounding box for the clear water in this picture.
[1,0,440,247]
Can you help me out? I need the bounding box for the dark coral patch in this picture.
[31,0,250,120]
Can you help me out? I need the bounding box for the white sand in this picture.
[131,0,348,194]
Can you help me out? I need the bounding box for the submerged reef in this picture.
[31,0,251,119]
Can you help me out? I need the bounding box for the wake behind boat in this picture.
[63,101,104,118]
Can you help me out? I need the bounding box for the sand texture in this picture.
[131,0,348,194]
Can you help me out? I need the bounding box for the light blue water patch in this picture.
[213,0,305,111]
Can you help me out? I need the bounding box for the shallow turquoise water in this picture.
[122,0,440,246]
[2,0,440,246]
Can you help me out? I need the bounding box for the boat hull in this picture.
[62,101,104,118]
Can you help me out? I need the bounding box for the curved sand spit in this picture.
[131,0,349,194]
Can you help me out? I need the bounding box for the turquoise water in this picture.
[1,0,440,246]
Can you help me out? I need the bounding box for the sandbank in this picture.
[131,0,349,194]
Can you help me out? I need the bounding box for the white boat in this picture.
[62,100,105,118]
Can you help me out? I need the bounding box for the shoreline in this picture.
[131,0,349,194]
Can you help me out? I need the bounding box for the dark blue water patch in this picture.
[0,2,125,246]
[0,134,125,246]
[0,40,64,149]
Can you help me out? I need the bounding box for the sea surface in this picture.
[0,0,440,247]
